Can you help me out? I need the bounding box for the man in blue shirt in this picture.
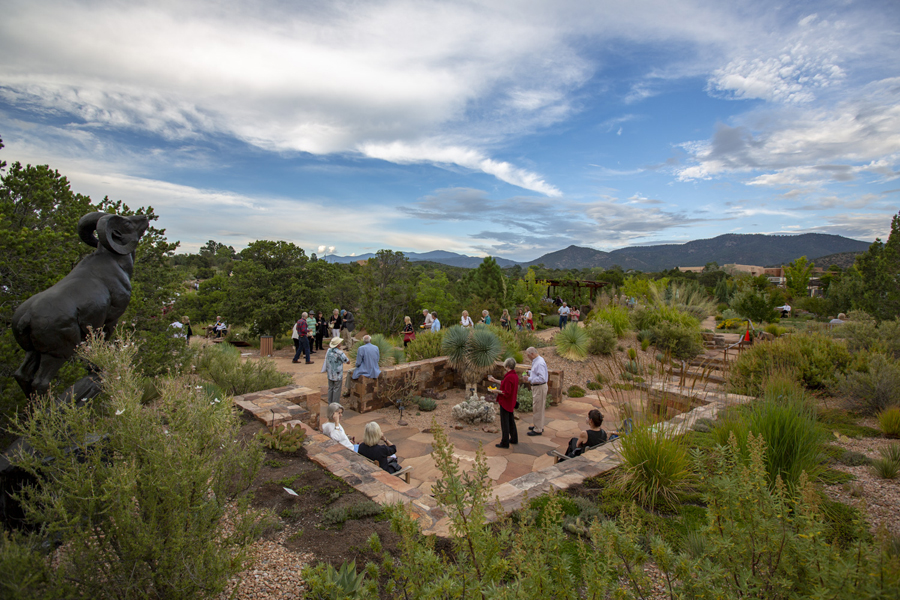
[431,312,441,332]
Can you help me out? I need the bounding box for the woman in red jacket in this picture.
[487,357,519,448]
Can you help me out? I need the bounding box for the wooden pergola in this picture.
[538,279,609,305]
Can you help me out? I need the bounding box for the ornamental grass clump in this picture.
[878,406,900,438]
[615,423,693,511]
[870,444,900,480]
[555,322,589,361]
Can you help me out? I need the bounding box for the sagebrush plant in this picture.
[403,329,444,361]
[832,317,900,359]
[615,422,694,511]
[555,322,590,361]
[840,352,900,414]
[878,406,900,437]
[194,341,292,395]
[585,319,617,355]
[728,332,853,395]
[8,330,263,600]
[650,320,704,360]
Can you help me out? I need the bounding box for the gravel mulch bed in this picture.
[821,436,900,537]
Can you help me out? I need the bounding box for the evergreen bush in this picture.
[729,333,852,395]
[588,304,631,337]
[7,332,263,599]
[585,320,617,355]
[650,320,704,360]
[194,342,292,395]
[840,352,900,414]
[404,329,444,361]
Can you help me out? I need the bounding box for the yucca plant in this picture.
[555,322,589,361]
[877,406,900,438]
[441,325,503,384]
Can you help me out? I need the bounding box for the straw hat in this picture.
[329,337,343,348]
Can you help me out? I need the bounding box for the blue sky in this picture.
[1,0,898,261]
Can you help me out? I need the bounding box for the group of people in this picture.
[292,308,356,364]
[318,342,614,474]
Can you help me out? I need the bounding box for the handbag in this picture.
[403,330,415,342]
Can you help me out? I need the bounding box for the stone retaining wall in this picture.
[347,356,565,413]
[233,385,320,429]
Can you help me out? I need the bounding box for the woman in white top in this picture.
[321,402,357,452]
[460,310,474,328]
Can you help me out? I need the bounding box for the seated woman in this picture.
[321,402,357,452]
[565,409,609,458]
[357,422,402,473]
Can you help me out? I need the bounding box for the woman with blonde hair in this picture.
[357,422,402,473]
[460,310,474,328]
[402,315,415,347]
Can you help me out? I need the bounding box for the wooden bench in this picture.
[362,455,413,484]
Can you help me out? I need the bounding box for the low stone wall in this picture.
[234,385,321,429]
[346,356,565,413]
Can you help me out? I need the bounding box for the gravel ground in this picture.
[821,435,900,537]
[217,525,314,600]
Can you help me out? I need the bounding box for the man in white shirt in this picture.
[558,302,570,329]
[524,347,549,436]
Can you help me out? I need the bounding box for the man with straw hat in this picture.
[321,336,349,404]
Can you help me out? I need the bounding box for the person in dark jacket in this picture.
[357,422,401,473]
[564,410,608,458]
[292,313,314,364]
[315,311,327,351]
[487,357,519,448]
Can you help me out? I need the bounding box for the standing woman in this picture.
[315,311,327,351]
[487,357,519,448]
[525,306,534,331]
[330,309,342,338]
[515,308,524,331]
[500,309,510,331]
[481,310,491,325]
[402,316,415,347]
[460,310,474,328]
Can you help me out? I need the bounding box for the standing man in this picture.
[292,313,314,364]
[558,302,570,329]
[422,308,433,329]
[306,311,317,354]
[341,309,356,347]
[524,347,548,436]
[430,312,441,332]
[346,335,381,397]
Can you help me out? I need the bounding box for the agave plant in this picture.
[555,322,589,361]
[441,325,503,384]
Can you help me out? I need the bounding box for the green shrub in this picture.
[442,325,503,383]
[8,332,263,599]
[555,323,590,361]
[632,304,700,331]
[404,330,445,361]
[585,320,617,355]
[482,323,522,362]
[194,342,292,395]
[515,328,544,350]
[840,450,872,466]
[616,424,693,510]
[878,406,900,437]
[650,320,704,360]
[729,333,853,395]
[257,425,306,453]
[416,396,437,412]
[840,353,900,414]
[832,317,900,359]
[515,387,548,412]
[321,501,383,528]
[731,287,779,323]
[567,385,586,398]
[587,381,603,390]
[881,442,900,465]
[588,305,631,337]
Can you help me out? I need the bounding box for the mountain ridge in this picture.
[322,233,872,271]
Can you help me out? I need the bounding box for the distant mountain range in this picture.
[323,233,872,271]
[322,250,519,268]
